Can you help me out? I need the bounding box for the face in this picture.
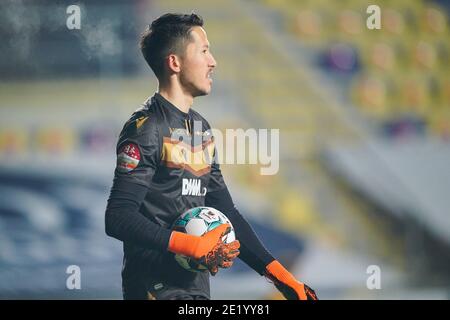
[178,26,217,97]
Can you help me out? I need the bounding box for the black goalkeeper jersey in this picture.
[106,93,275,300]
[115,93,227,224]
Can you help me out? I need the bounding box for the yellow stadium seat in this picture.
[359,39,400,73]
[409,40,439,72]
[396,74,432,116]
[0,128,29,156]
[419,5,448,37]
[351,73,391,118]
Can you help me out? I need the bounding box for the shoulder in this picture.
[117,99,162,149]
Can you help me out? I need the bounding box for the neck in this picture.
[158,80,193,114]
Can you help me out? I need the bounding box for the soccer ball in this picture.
[171,206,236,272]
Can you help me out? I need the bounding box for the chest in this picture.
[162,127,214,170]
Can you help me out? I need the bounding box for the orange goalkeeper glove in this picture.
[168,224,240,275]
[265,260,318,300]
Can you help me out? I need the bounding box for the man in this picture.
[105,13,318,300]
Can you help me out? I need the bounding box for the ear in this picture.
[167,54,182,73]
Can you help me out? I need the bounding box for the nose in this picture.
[209,53,217,68]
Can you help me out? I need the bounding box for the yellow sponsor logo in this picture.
[161,137,215,177]
[136,116,149,129]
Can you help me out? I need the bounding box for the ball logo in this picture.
[199,210,220,223]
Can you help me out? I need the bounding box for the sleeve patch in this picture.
[117,143,141,173]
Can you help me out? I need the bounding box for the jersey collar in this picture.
[153,93,191,119]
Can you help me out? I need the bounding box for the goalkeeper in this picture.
[105,13,317,301]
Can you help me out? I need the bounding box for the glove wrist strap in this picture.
[168,231,200,258]
[265,260,296,284]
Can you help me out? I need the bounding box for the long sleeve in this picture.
[105,178,171,250]
[205,186,275,275]
[105,112,171,251]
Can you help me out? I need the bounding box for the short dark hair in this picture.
[140,13,204,79]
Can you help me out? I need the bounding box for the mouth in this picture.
[207,70,213,82]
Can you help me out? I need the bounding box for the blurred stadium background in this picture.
[0,0,449,299]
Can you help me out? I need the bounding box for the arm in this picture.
[205,187,317,300]
[105,177,171,250]
[205,147,318,299]
[205,187,274,275]
[105,115,171,250]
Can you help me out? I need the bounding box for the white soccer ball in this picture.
[171,207,235,272]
